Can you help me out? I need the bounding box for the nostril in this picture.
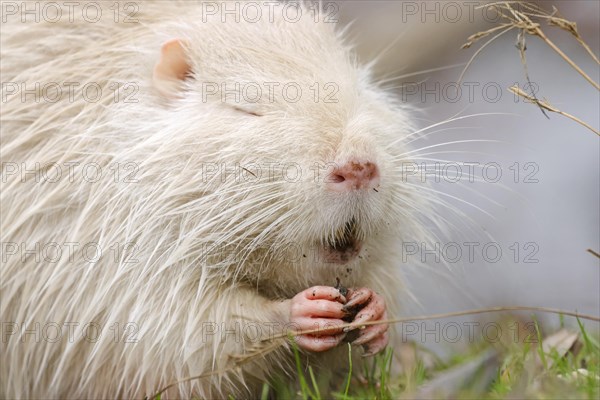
[329,174,346,183]
[326,160,380,191]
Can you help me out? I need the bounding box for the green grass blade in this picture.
[308,366,321,400]
[260,383,270,400]
[343,343,353,397]
[291,337,314,400]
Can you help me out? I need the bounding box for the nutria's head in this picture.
[141,4,426,286]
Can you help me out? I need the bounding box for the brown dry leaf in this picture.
[535,328,579,369]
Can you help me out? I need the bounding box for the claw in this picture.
[341,289,372,312]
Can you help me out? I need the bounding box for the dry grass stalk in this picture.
[460,1,599,135]
[587,249,600,259]
[509,86,600,135]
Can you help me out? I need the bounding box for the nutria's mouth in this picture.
[322,217,362,264]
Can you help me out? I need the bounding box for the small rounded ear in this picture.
[153,38,191,97]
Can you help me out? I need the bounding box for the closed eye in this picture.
[231,105,262,117]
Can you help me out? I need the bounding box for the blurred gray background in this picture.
[337,0,599,355]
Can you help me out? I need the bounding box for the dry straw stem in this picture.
[460,1,599,135]
[587,248,600,259]
[266,306,600,341]
[147,305,600,398]
[509,85,600,135]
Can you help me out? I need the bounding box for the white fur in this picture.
[1,1,432,398]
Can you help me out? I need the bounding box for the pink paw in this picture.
[343,287,389,356]
[288,286,347,352]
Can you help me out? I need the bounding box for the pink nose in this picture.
[327,160,380,191]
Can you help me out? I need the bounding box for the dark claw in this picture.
[334,277,348,298]
[341,292,372,312]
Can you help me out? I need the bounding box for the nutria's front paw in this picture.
[343,288,389,356]
[288,285,347,352]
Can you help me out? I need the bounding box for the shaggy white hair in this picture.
[1,1,433,398]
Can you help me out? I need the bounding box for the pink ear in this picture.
[153,38,191,97]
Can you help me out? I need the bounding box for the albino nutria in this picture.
[1,1,431,398]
